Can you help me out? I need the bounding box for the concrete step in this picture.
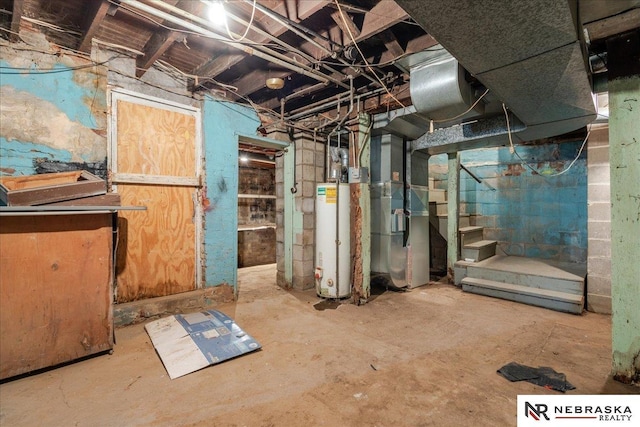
[429,189,447,203]
[459,226,483,247]
[462,240,496,262]
[436,202,447,216]
[466,255,585,294]
[436,215,470,232]
[435,215,471,241]
[461,277,584,314]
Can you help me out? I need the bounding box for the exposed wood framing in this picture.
[231,5,409,98]
[330,10,361,38]
[78,0,110,52]
[358,1,408,41]
[191,0,328,84]
[585,8,640,41]
[284,0,298,20]
[9,0,24,42]
[136,30,180,77]
[379,29,404,58]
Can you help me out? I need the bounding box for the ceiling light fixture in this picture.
[239,155,249,162]
[266,77,284,90]
[207,1,226,26]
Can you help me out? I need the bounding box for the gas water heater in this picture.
[315,182,351,298]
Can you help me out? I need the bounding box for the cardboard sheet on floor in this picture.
[145,310,261,379]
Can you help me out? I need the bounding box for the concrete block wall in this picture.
[586,126,611,314]
[430,139,588,264]
[275,131,325,290]
[293,133,325,290]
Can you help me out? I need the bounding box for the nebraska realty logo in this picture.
[517,395,639,426]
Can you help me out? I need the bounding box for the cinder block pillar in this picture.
[608,30,640,384]
[447,152,460,282]
[587,126,612,313]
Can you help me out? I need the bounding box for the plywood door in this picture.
[113,94,200,303]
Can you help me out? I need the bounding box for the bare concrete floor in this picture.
[1,264,637,426]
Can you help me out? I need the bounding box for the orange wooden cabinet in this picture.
[0,213,114,380]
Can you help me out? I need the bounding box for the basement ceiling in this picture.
[1,0,639,128]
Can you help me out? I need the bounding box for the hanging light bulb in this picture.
[207,1,226,26]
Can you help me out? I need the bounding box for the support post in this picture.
[351,113,371,303]
[608,30,640,384]
[447,152,460,282]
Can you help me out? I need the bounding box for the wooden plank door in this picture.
[110,90,201,303]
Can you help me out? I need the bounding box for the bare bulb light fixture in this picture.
[207,1,226,26]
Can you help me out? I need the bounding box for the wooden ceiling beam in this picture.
[358,1,408,41]
[136,31,181,78]
[78,0,111,52]
[9,0,24,42]
[330,10,361,38]
[378,29,404,58]
[585,8,640,41]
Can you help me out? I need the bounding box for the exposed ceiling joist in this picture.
[9,0,24,42]
[358,1,408,41]
[78,0,110,52]
[379,29,404,58]
[191,0,329,83]
[330,9,361,38]
[136,30,180,77]
[585,8,640,41]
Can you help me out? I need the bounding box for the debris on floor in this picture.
[145,310,261,379]
[497,362,576,392]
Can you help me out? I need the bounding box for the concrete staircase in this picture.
[456,256,585,314]
[428,178,585,315]
[428,180,497,270]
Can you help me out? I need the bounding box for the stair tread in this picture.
[459,226,483,233]
[463,239,496,249]
[461,277,583,303]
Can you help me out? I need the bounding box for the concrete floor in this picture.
[1,264,637,426]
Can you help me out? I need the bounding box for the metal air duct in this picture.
[393,0,597,153]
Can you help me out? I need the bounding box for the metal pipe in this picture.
[123,0,338,86]
[335,181,340,299]
[287,87,387,121]
[329,77,355,135]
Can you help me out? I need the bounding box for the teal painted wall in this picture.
[0,54,107,177]
[431,140,588,263]
[202,98,261,288]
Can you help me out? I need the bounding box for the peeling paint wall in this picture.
[431,140,588,264]
[0,41,107,177]
[202,99,261,291]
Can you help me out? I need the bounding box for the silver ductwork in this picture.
[409,50,484,121]
[390,0,597,153]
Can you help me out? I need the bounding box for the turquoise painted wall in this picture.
[431,140,588,263]
[0,56,107,177]
[202,98,261,288]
